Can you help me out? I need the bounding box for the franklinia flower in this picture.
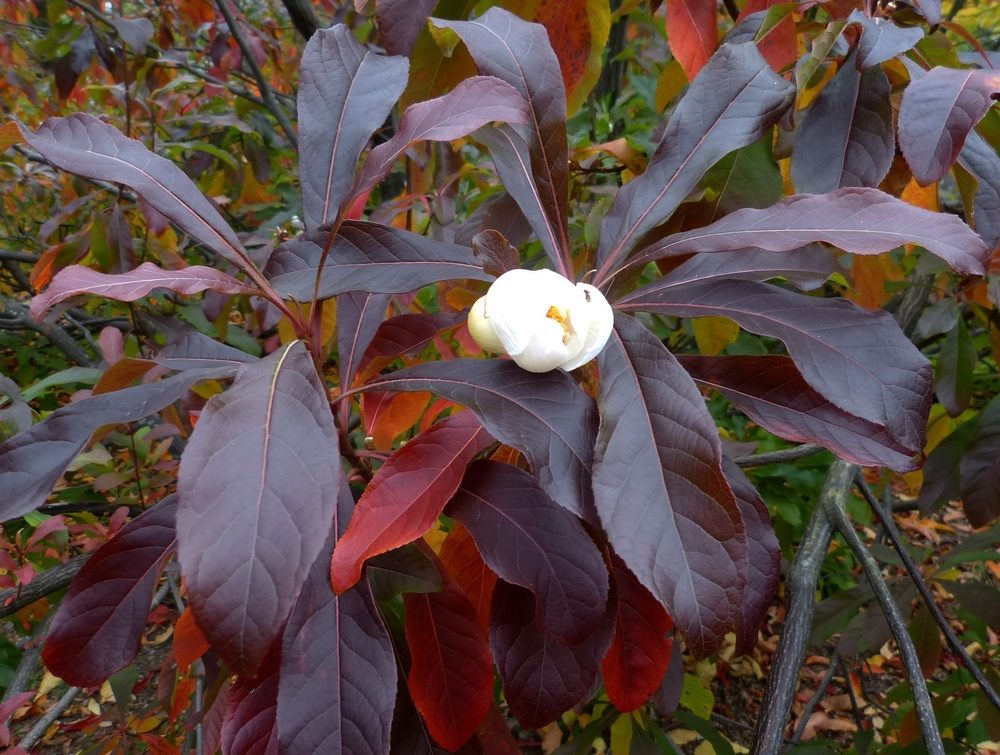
[468,268,614,373]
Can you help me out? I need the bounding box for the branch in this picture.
[734,443,825,468]
[17,686,81,750]
[750,459,851,754]
[855,472,1000,711]
[279,0,320,40]
[214,0,299,150]
[823,479,944,755]
[0,298,98,367]
[0,555,89,618]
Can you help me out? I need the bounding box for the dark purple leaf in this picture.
[627,188,988,275]
[337,292,392,389]
[848,11,924,69]
[367,545,442,600]
[31,262,256,320]
[654,246,837,292]
[43,496,176,686]
[298,25,408,230]
[935,316,975,417]
[593,314,746,656]
[453,192,532,249]
[471,229,520,277]
[595,43,795,281]
[619,279,933,454]
[792,53,894,193]
[17,114,258,275]
[106,204,136,272]
[221,645,280,755]
[447,460,608,644]
[0,367,232,522]
[357,359,597,518]
[436,8,571,275]
[474,124,568,274]
[110,15,154,51]
[489,579,614,729]
[721,460,779,655]
[960,396,1000,527]
[353,76,530,196]
[917,418,976,515]
[278,477,397,755]
[941,580,1000,630]
[959,129,1000,256]
[266,222,492,301]
[899,66,1000,185]
[177,342,341,677]
[156,331,258,371]
[679,355,919,470]
[375,0,438,56]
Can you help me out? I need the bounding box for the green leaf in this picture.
[935,317,975,417]
[679,673,714,719]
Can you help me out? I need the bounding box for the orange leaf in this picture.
[666,0,718,81]
[362,390,431,449]
[439,524,497,632]
[738,0,798,74]
[173,607,210,674]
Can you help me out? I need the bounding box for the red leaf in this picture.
[439,524,496,632]
[43,497,176,686]
[332,412,492,593]
[738,0,797,73]
[602,559,674,712]
[404,560,492,751]
[666,0,718,81]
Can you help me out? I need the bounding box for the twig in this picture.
[279,0,320,39]
[823,479,944,755]
[750,459,851,754]
[0,250,37,264]
[0,298,98,367]
[17,685,81,750]
[734,443,825,468]
[213,0,298,150]
[722,0,741,22]
[789,651,839,746]
[855,473,1000,711]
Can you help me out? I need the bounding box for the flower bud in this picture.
[467,269,614,373]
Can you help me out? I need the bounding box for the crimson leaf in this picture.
[297,25,408,230]
[595,43,795,281]
[447,460,608,644]
[619,279,932,454]
[17,114,258,275]
[331,412,493,593]
[405,558,492,751]
[602,557,674,713]
[266,222,491,302]
[593,314,746,657]
[679,355,919,470]
[791,52,894,194]
[899,66,1000,186]
[435,8,571,275]
[43,496,177,686]
[177,342,341,677]
[489,579,614,729]
[278,478,396,754]
[626,188,988,275]
[0,367,232,522]
[353,76,530,196]
[357,359,597,519]
[31,262,255,320]
[358,312,461,378]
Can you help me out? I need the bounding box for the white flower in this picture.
[467,268,614,373]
